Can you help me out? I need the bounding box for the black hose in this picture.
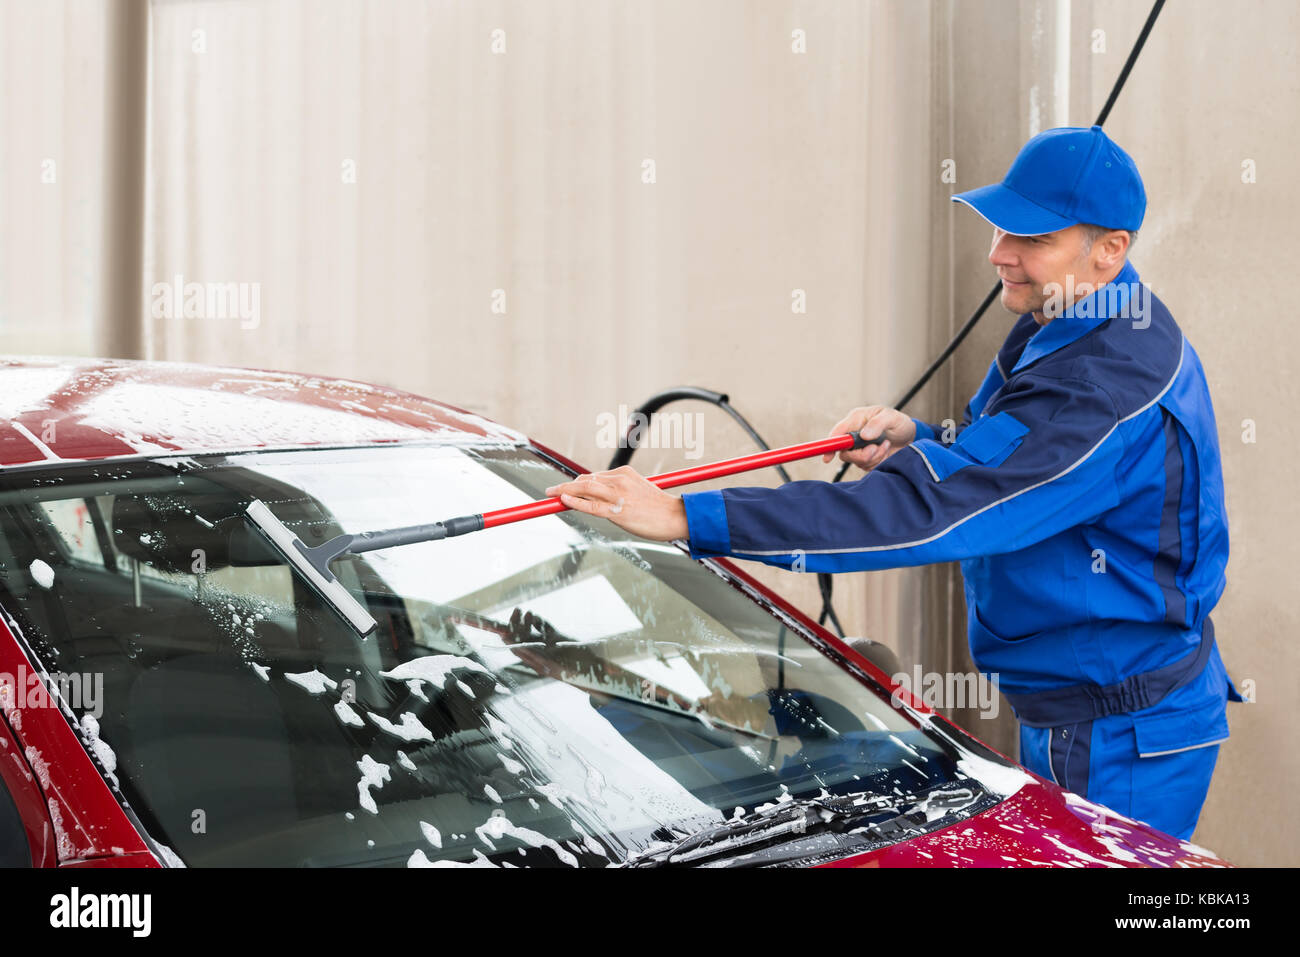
[607,387,793,485]
[1094,0,1167,127]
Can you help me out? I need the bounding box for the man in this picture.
[544,125,1243,841]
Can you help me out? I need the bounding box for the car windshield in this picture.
[0,443,1015,867]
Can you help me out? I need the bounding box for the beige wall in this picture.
[1,0,1295,865]
[0,0,107,352]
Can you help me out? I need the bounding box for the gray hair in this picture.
[1080,222,1138,254]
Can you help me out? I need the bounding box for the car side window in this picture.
[0,773,31,867]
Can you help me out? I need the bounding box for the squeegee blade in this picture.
[244,499,378,637]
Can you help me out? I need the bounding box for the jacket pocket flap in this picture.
[1132,695,1230,758]
[956,410,1029,464]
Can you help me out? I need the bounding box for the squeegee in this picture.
[244,430,885,636]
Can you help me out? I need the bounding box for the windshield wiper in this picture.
[619,787,980,868]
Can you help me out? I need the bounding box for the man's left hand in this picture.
[544,466,689,542]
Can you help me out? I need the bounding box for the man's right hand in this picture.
[823,405,917,471]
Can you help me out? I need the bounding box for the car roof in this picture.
[0,356,527,469]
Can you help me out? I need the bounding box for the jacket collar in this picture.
[1011,259,1141,374]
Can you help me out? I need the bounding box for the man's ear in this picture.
[1094,230,1130,270]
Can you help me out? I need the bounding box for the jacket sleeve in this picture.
[912,383,979,446]
[910,418,944,443]
[910,408,969,446]
[681,373,1125,573]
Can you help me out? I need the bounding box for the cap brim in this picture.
[950,183,1076,236]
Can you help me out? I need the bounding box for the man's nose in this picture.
[988,228,1016,267]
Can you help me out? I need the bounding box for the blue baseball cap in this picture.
[951,125,1146,235]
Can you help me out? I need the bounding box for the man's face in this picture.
[988,223,1096,325]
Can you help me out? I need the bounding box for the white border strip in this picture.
[910,443,941,482]
[9,421,61,461]
[1138,736,1228,759]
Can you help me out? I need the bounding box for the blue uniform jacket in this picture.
[682,260,1243,756]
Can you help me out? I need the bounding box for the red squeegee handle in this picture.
[479,430,885,531]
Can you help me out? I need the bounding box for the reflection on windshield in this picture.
[0,444,1013,867]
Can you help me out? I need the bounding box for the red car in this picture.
[0,357,1230,868]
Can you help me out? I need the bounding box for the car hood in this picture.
[818,772,1230,868]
